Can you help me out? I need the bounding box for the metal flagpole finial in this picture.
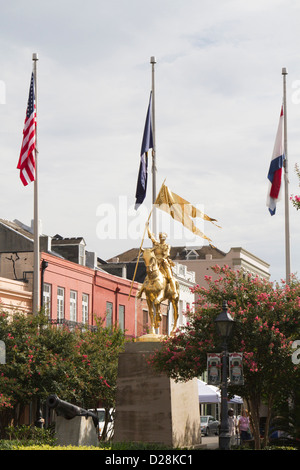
[32,53,39,61]
[150,56,156,64]
[282,67,288,75]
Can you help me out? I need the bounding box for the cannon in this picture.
[47,394,99,428]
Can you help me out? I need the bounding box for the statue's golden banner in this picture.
[154,184,221,243]
[131,183,220,338]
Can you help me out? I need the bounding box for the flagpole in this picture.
[128,206,154,300]
[32,52,40,313]
[128,179,166,300]
[150,56,157,235]
[282,67,291,284]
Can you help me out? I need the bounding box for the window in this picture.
[119,305,125,332]
[70,290,77,322]
[82,294,89,324]
[186,249,198,260]
[57,287,65,321]
[162,314,168,336]
[106,302,113,328]
[143,309,149,333]
[43,283,51,317]
[79,244,85,265]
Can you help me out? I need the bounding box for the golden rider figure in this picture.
[147,224,177,295]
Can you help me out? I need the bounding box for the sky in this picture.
[1,0,300,283]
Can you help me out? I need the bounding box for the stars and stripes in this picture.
[17,72,36,186]
[267,106,285,215]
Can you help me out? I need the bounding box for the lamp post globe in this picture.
[214,300,234,340]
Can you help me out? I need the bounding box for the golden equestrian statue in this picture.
[137,224,179,335]
[132,182,220,339]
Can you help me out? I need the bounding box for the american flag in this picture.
[17,72,36,185]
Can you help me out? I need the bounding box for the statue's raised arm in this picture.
[137,227,179,337]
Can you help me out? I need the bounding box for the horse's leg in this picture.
[154,304,161,329]
[147,297,155,334]
[170,297,179,335]
[153,286,166,329]
[137,284,144,299]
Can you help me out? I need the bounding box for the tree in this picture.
[0,311,125,431]
[290,163,300,210]
[62,319,126,410]
[149,266,300,449]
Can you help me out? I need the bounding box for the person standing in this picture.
[238,409,251,444]
[228,409,237,446]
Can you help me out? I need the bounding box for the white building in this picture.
[170,262,196,332]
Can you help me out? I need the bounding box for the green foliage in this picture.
[1,441,297,450]
[6,442,176,450]
[150,266,300,384]
[149,266,300,449]
[0,440,17,450]
[69,318,125,409]
[263,445,298,451]
[290,163,300,210]
[5,424,56,446]
[10,444,101,450]
[0,311,126,415]
[101,441,176,450]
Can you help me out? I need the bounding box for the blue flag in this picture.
[135,92,153,209]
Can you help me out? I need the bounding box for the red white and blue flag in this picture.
[17,72,36,186]
[267,106,285,215]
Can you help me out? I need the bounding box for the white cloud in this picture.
[0,0,300,282]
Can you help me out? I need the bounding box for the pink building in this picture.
[41,252,94,324]
[41,252,140,338]
[0,219,178,338]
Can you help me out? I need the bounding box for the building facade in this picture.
[109,244,270,289]
[172,246,270,284]
[0,219,177,338]
[101,257,197,334]
[0,219,142,338]
[0,276,32,314]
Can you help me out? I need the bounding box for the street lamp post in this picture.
[214,300,235,450]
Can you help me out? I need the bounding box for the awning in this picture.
[198,379,220,403]
[198,379,243,404]
[228,395,243,404]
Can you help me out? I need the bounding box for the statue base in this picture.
[114,342,202,448]
[135,333,166,342]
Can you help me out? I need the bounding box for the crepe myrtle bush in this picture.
[290,163,300,210]
[0,310,125,421]
[148,265,300,449]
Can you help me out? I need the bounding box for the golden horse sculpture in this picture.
[137,247,179,336]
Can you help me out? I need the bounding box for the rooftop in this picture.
[107,245,226,263]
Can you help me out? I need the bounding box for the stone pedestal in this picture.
[55,415,98,447]
[114,341,201,448]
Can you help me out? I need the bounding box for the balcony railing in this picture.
[47,318,97,332]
